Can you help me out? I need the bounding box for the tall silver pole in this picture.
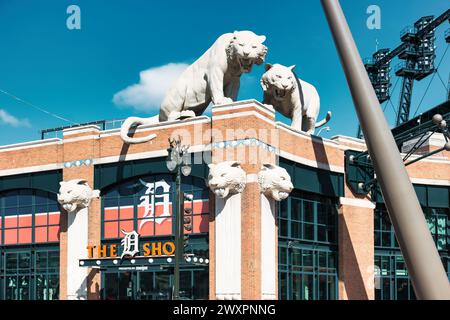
[321,0,450,299]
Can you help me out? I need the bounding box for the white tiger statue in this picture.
[261,63,331,134]
[258,163,293,201]
[207,161,247,198]
[58,179,100,213]
[120,30,268,144]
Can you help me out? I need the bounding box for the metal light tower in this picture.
[447,73,450,101]
[359,49,392,138]
[395,16,436,126]
[321,0,450,299]
[358,9,450,138]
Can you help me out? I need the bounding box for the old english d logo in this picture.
[138,179,171,230]
[120,229,139,259]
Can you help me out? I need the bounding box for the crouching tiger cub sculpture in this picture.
[120,30,268,144]
[261,63,331,134]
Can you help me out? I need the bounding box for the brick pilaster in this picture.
[60,125,100,300]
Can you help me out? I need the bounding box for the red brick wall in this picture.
[0,101,448,300]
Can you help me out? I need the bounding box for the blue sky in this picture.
[0,0,448,145]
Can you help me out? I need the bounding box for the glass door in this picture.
[286,245,338,300]
[139,271,172,300]
[103,271,137,300]
[102,268,208,300]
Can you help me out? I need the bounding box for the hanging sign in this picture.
[86,229,175,259]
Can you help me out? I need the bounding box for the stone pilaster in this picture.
[60,125,100,300]
[210,100,277,299]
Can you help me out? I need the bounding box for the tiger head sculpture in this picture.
[207,161,247,198]
[58,179,100,213]
[226,30,268,73]
[258,163,293,201]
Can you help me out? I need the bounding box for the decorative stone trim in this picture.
[62,125,100,136]
[211,99,275,117]
[209,138,277,153]
[64,159,93,168]
[0,138,61,152]
[339,197,376,209]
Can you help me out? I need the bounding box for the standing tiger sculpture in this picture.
[120,30,268,144]
[261,63,331,134]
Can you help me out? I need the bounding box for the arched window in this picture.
[100,174,209,300]
[0,189,60,300]
[0,189,60,245]
[101,174,209,240]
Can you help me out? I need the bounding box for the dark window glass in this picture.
[34,190,49,205]
[317,203,328,224]
[279,219,288,237]
[278,247,287,265]
[18,190,32,206]
[291,248,301,267]
[280,200,288,218]
[291,221,301,239]
[303,201,314,223]
[304,223,315,241]
[278,190,338,300]
[279,272,287,300]
[5,193,18,207]
[6,253,18,271]
[375,204,449,300]
[179,271,192,299]
[318,275,327,300]
[291,199,301,221]
[328,276,336,300]
[193,270,208,300]
[18,252,31,269]
[317,225,327,242]
[5,207,17,216]
[2,248,59,300]
[1,189,60,245]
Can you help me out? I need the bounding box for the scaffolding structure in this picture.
[357,9,450,138]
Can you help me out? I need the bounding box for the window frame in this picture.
[278,190,339,300]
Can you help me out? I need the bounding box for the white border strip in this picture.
[212,99,275,117]
[276,122,340,146]
[331,135,366,145]
[278,150,345,173]
[410,177,450,186]
[0,163,64,177]
[339,197,376,209]
[0,138,61,153]
[93,144,210,165]
[63,135,100,144]
[63,125,100,136]
[99,116,211,138]
[402,153,450,164]
[213,111,275,126]
[277,123,360,152]
[246,174,258,183]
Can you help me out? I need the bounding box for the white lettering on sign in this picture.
[120,229,139,259]
[138,179,171,229]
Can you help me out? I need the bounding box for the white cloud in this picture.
[0,109,31,127]
[113,63,189,112]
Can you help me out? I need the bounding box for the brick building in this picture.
[0,100,448,300]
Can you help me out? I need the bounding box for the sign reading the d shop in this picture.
[87,229,175,259]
